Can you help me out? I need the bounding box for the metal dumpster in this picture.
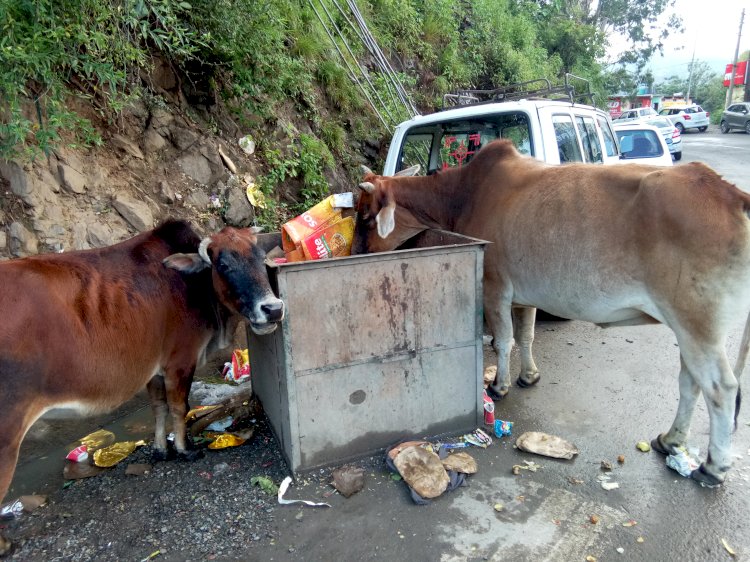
[248,229,487,472]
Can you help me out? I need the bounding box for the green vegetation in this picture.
[2,0,686,228]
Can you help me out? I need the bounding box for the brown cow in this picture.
[0,220,284,554]
[353,139,750,487]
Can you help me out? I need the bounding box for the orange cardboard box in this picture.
[281,195,341,253]
[300,217,355,260]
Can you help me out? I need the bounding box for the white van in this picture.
[382,76,621,176]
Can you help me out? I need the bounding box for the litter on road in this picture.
[516,431,579,459]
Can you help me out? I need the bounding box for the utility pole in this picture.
[686,46,696,103]
[726,8,745,108]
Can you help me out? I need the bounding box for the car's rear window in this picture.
[616,129,664,159]
[396,112,532,174]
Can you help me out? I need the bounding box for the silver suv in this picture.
[383,76,621,176]
[720,102,750,134]
[658,105,710,133]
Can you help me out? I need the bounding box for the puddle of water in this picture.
[8,403,154,498]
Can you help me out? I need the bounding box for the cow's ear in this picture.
[395,164,420,177]
[163,253,211,273]
[376,200,396,238]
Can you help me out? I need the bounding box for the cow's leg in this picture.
[146,375,169,461]
[164,365,201,461]
[0,399,42,556]
[652,357,700,455]
[485,281,514,400]
[676,346,737,485]
[512,306,540,388]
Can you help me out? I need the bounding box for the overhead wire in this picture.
[305,0,418,129]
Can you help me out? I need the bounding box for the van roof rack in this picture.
[441,74,596,110]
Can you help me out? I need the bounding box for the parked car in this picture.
[612,122,674,166]
[648,116,682,160]
[614,107,658,123]
[720,102,750,134]
[658,105,710,133]
[383,76,621,176]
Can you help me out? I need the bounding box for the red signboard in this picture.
[724,61,748,87]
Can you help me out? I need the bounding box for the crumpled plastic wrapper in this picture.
[93,440,147,467]
[208,433,246,449]
[666,447,700,477]
[79,429,116,450]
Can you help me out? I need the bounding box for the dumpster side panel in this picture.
[283,252,477,374]
[294,345,479,467]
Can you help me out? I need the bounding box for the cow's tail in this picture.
[732,310,750,428]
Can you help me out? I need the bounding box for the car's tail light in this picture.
[684,114,691,120]
[672,128,680,139]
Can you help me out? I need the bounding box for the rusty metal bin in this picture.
[248,229,487,472]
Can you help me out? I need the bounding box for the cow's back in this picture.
[0,222,211,414]
[456,153,750,325]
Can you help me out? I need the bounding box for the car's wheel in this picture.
[673,151,682,161]
[698,126,707,132]
[675,122,684,133]
[720,120,730,134]
[745,121,750,135]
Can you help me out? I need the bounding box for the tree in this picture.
[526,0,683,70]
[655,60,724,115]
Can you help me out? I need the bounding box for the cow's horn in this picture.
[358,181,375,193]
[198,237,212,265]
[360,165,374,176]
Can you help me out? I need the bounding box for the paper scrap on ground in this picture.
[278,477,331,508]
[516,431,579,459]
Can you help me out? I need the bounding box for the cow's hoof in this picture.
[177,449,204,462]
[651,434,680,456]
[691,464,724,487]
[516,372,540,388]
[486,385,509,401]
[0,535,12,557]
[151,447,170,462]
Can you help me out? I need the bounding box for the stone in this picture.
[199,142,222,165]
[57,163,87,194]
[171,126,199,150]
[185,189,210,209]
[86,222,114,248]
[112,192,154,232]
[223,183,254,227]
[177,151,212,185]
[72,223,90,250]
[111,134,144,159]
[159,181,176,203]
[143,128,167,152]
[331,466,365,498]
[0,231,7,251]
[9,222,38,257]
[150,107,174,130]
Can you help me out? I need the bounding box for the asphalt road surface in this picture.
[6,126,750,561]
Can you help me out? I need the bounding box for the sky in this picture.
[608,0,749,81]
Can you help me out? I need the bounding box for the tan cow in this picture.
[352,139,750,486]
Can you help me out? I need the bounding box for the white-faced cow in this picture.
[0,220,284,555]
[353,139,750,487]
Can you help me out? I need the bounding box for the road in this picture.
[7,127,750,561]
[679,126,749,191]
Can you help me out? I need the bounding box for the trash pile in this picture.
[278,194,356,263]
